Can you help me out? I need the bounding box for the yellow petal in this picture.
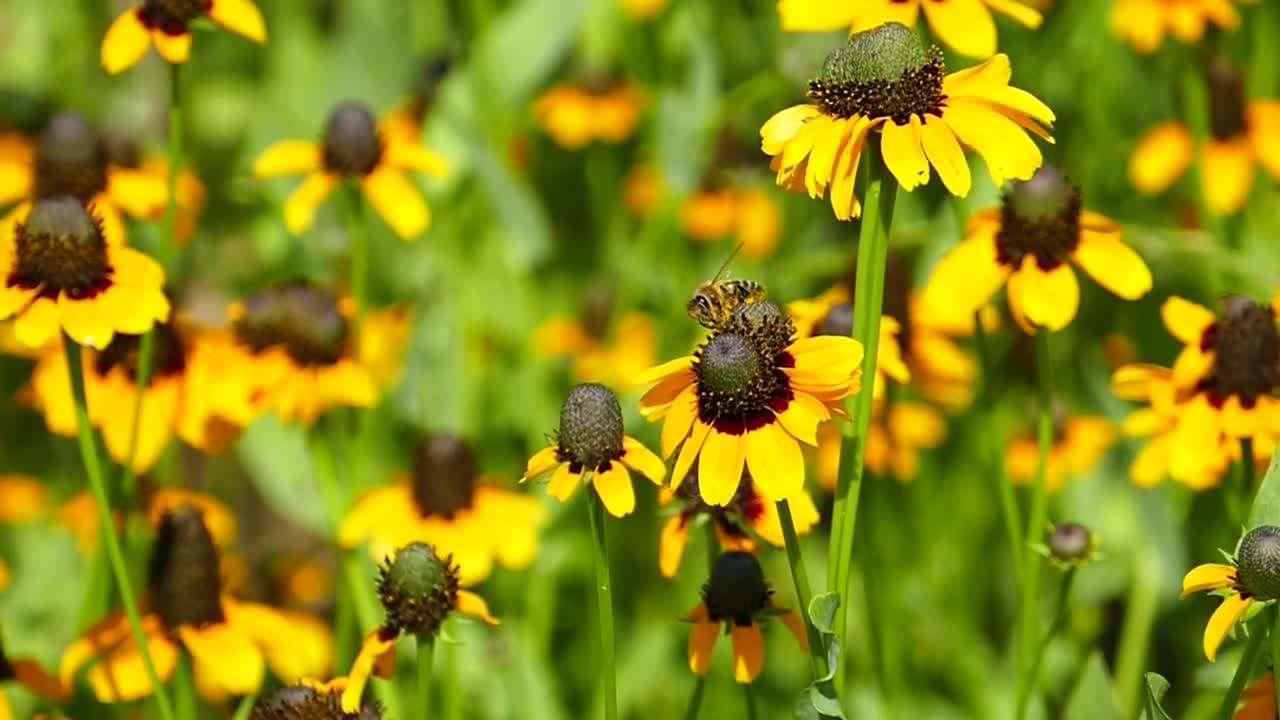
[341,630,398,713]
[283,172,337,235]
[672,420,712,489]
[697,430,746,506]
[982,0,1042,27]
[592,460,636,517]
[760,105,821,157]
[363,168,429,239]
[1071,230,1152,300]
[546,462,580,502]
[1128,121,1193,194]
[100,10,152,74]
[178,622,265,697]
[660,386,698,458]
[943,54,1011,95]
[1204,594,1252,662]
[621,436,666,484]
[688,620,719,676]
[1201,137,1255,215]
[659,514,690,578]
[106,168,169,218]
[522,445,561,481]
[919,114,971,197]
[14,296,60,349]
[941,100,1043,186]
[744,421,805,501]
[385,141,448,176]
[456,589,500,625]
[88,623,179,702]
[57,294,113,349]
[776,0,858,30]
[779,609,811,652]
[224,601,333,683]
[923,0,997,58]
[880,117,930,191]
[208,0,267,43]
[151,30,191,64]
[1248,99,1280,179]
[919,224,1010,324]
[730,623,765,683]
[252,141,322,177]
[1181,563,1238,597]
[1007,257,1078,331]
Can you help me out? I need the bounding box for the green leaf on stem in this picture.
[1063,652,1120,720]
[1247,450,1280,529]
[1140,673,1173,720]
[808,592,840,634]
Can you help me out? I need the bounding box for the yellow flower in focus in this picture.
[533,294,657,391]
[778,0,1042,59]
[1181,526,1280,662]
[1004,415,1115,492]
[1109,0,1251,54]
[921,166,1151,333]
[1128,58,1280,216]
[761,23,1053,220]
[341,434,546,586]
[532,82,643,149]
[681,187,783,260]
[100,0,265,73]
[253,101,447,240]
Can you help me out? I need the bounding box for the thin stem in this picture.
[232,693,259,720]
[1015,568,1076,720]
[173,651,197,720]
[442,630,462,720]
[682,677,706,720]
[159,62,183,270]
[416,633,435,718]
[63,337,175,720]
[777,499,827,680]
[1114,550,1158,718]
[342,186,369,333]
[119,329,154,499]
[1218,619,1266,719]
[1018,330,1054,679]
[744,683,759,720]
[972,311,1024,580]
[587,489,618,720]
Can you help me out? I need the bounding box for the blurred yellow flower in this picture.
[533,308,657,391]
[817,400,947,486]
[1109,0,1251,54]
[680,187,782,259]
[253,102,447,240]
[0,639,68,713]
[0,475,45,523]
[1004,415,1114,492]
[622,162,667,218]
[619,0,667,20]
[532,83,643,149]
[101,0,266,73]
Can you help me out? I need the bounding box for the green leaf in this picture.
[477,0,590,108]
[1141,673,1173,720]
[808,592,841,634]
[793,682,846,720]
[1063,652,1121,720]
[1247,449,1280,528]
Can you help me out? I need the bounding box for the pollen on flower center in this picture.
[807,22,944,124]
[1237,525,1280,601]
[94,323,187,381]
[10,196,113,299]
[138,0,211,34]
[555,383,625,471]
[695,326,792,433]
[995,166,1083,271]
[234,284,350,366]
[322,102,384,176]
[703,551,771,625]
[1202,297,1280,405]
[149,506,225,630]
[1207,56,1248,141]
[410,434,477,519]
[33,113,110,203]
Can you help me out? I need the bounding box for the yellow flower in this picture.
[778,0,1042,59]
[252,102,447,240]
[0,474,46,523]
[59,490,111,553]
[817,400,948,486]
[533,300,657,390]
[62,507,333,701]
[1109,0,1251,54]
[639,302,862,505]
[787,289,910,398]
[532,82,643,149]
[379,56,453,150]
[523,384,667,517]
[657,470,820,578]
[619,0,667,20]
[680,187,783,260]
[1181,526,1280,662]
[341,434,546,585]
[920,166,1151,333]
[0,196,169,349]
[1004,415,1115,492]
[1235,673,1277,720]
[682,551,808,683]
[0,112,169,247]
[761,23,1053,220]
[100,0,266,73]
[623,162,667,218]
[0,639,69,714]
[1128,59,1280,215]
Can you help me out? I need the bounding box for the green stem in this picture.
[1217,619,1266,719]
[442,630,462,720]
[416,633,435,718]
[682,677,706,720]
[587,489,618,720]
[232,693,259,720]
[744,683,759,720]
[1114,550,1157,718]
[1018,330,1054,680]
[1015,568,1076,720]
[63,337,175,720]
[777,499,827,680]
[972,312,1024,580]
[159,61,183,271]
[342,186,369,333]
[829,138,897,692]
[173,651,197,720]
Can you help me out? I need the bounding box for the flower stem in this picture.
[232,693,258,720]
[1218,618,1266,719]
[1015,567,1075,720]
[744,683,759,720]
[342,186,369,333]
[63,337,175,720]
[777,499,827,680]
[972,311,1024,580]
[416,632,435,718]
[1018,330,1054,682]
[682,677,706,720]
[587,489,618,720]
[828,139,897,689]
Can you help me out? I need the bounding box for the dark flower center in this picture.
[410,434,477,519]
[0,641,11,682]
[234,283,350,366]
[252,684,384,720]
[1047,522,1092,563]
[995,166,1082,271]
[1207,56,1248,141]
[1237,525,1280,601]
[580,286,614,342]
[149,506,225,630]
[377,542,460,636]
[1200,297,1280,407]
[104,134,143,170]
[137,0,211,35]
[694,330,792,435]
[322,102,384,176]
[555,383,626,472]
[9,196,113,300]
[94,322,187,381]
[808,23,944,124]
[702,551,771,626]
[674,467,765,525]
[33,112,109,203]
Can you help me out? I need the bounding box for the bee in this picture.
[687,244,767,330]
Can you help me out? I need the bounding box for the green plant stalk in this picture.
[1015,568,1076,720]
[1217,618,1266,719]
[232,693,259,720]
[63,337,175,720]
[681,521,720,720]
[416,632,435,717]
[1018,330,1054,680]
[173,651,197,720]
[682,677,706,720]
[829,140,898,690]
[744,683,759,720]
[777,499,827,680]
[972,312,1024,579]
[587,487,618,720]
[1114,549,1157,718]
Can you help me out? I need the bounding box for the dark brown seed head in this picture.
[555,383,625,472]
[702,551,771,626]
[33,112,109,203]
[377,542,459,637]
[410,434,478,519]
[149,506,225,631]
[808,23,943,124]
[322,102,384,176]
[1204,297,1280,406]
[251,684,383,720]
[10,196,112,301]
[996,166,1083,272]
[234,283,350,366]
[1238,526,1280,601]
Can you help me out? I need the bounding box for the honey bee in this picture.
[687,244,767,330]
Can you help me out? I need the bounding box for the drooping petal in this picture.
[778,609,811,651]
[100,10,152,74]
[208,0,267,43]
[1204,594,1252,662]
[919,114,971,197]
[341,630,398,713]
[828,117,871,220]
[673,420,712,490]
[87,623,179,702]
[1181,563,1238,597]
[1071,230,1152,300]
[982,0,1042,27]
[697,430,746,506]
[1006,257,1079,331]
[688,619,719,676]
[880,117,930,191]
[592,461,636,517]
[282,172,338,235]
[178,623,265,697]
[362,168,429,239]
[224,601,333,683]
[151,30,192,64]
[660,386,698,457]
[729,623,765,683]
[522,445,561,481]
[941,100,1044,186]
[1201,137,1255,215]
[918,223,1011,324]
[773,392,828,446]
[1128,121,1193,194]
[13,296,60,348]
[760,105,822,157]
[744,421,805,501]
[659,514,690,578]
[942,54,1011,95]
[57,294,114,349]
[456,590,500,625]
[546,462,581,501]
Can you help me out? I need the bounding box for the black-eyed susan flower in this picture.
[640,301,862,505]
[252,102,447,240]
[1005,414,1115,492]
[1182,525,1280,662]
[379,55,453,150]
[0,634,69,716]
[0,196,169,349]
[341,434,547,585]
[0,112,169,247]
[680,187,782,260]
[341,543,497,713]
[778,0,1043,59]
[103,135,206,243]
[531,81,643,149]
[1128,58,1280,216]
[920,166,1152,333]
[62,506,333,701]
[100,0,266,73]
[523,383,666,517]
[658,468,820,578]
[1109,0,1250,54]
[761,22,1054,220]
[252,682,382,720]
[532,291,657,390]
[681,551,808,683]
[1234,674,1276,720]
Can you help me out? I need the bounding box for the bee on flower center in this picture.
[687,244,767,331]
